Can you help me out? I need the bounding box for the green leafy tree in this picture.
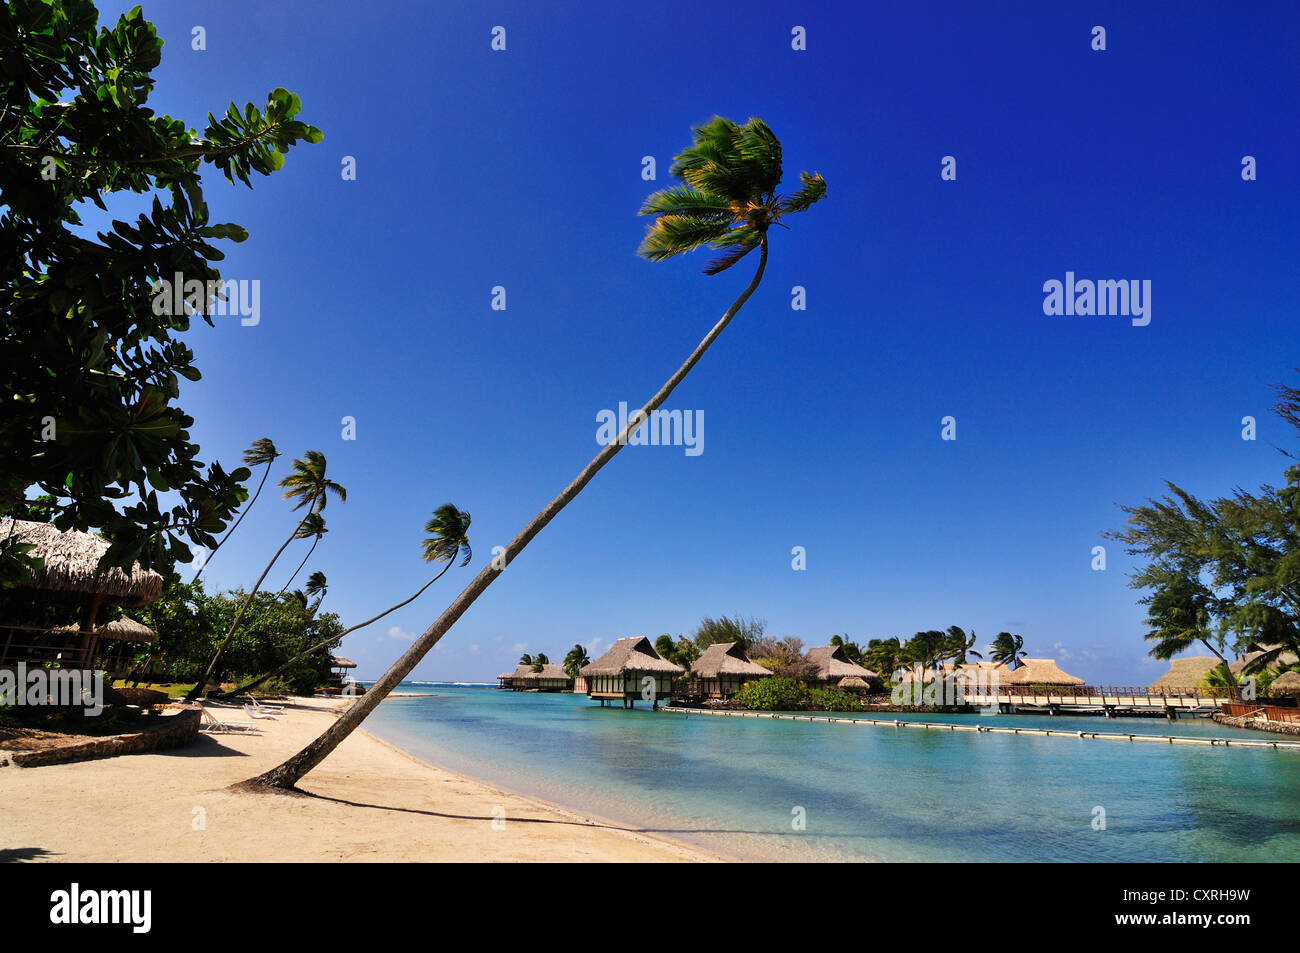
[902,630,948,678]
[518,653,534,667]
[863,637,903,680]
[531,652,550,673]
[829,633,864,665]
[750,635,815,679]
[246,115,826,790]
[0,1,319,578]
[693,614,765,651]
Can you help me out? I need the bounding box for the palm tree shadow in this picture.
[296,789,779,838]
[0,847,58,862]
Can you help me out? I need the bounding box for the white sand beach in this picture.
[0,697,715,863]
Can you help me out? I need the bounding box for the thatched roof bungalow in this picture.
[1149,657,1222,693]
[690,641,770,698]
[1001,658,1084,687]
[510,663,573,693]
[0,519,164,668]
[806,645,878,687]
[1230,646,1300,677]
[579,636,684,708]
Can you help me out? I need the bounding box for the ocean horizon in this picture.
[362,684,1300,863]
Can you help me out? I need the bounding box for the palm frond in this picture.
[703,240,759,276]
[780,171,827,214]
[637,214,732,261]
[639,185,732,219]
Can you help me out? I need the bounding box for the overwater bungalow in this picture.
[1149,657,1221,693]
[511,663,573,693]
[1230,646,1299,678]
[1271,671,1300,696]
[806,644,879,689]
[0,518,163,670]
[579,636,684,708]
[689,641,771,699]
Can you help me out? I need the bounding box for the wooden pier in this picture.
[660,706,1300,751]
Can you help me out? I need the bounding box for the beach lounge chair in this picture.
[245,696,285,715]
[244,703,278,720]
[198,706,256,734]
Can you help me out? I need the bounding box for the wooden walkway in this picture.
[661,707,1300,751]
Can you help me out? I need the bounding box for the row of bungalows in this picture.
[497,663,574,692]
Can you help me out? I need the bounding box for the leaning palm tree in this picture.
[531,652,550,673]
[242,116,826,790]
[989,632,1028,670]
[946,626,982,667]
[518,653,534,667]
[277,512,327,596]
[185,451,346,701]
[192,438,280,583]
[304,570,328,610]
[222,505,471,699]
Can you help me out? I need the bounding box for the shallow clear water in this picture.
[364,685,1300,862]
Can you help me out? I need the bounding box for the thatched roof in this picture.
[52,614,158,643]
[807,645,878,680]
[1150,657,1221,690]
[1001,658,1084,686]
[515,663,572,683]
[1230,646,1300,676]
[1271,670,1300,694]
[691,642,770,679]
[1,519,164,605]
[579,637,684,677]
[838,676,874,692]
[330,655,357,669]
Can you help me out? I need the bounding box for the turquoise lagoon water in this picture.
[363,684,1300,862]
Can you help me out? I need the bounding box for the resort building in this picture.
[1149,657,1222,693]
[689,641,771,699]
[579,636,684,708]
[806,644,879,688]
[328,655,357,688]
[507,663,574,692]
[1230,646,1299,678]
[0,518,163,671]
[1000,658,1084,689]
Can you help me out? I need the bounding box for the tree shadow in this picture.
[0,847,58,862]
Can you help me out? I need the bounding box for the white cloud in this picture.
[511,642,527,652]
[387,626,415,642]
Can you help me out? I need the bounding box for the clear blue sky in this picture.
[97,0,1299,683]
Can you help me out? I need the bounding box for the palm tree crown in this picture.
[421,504,472,566]
[637,116,826,275]
[280,450,346,513]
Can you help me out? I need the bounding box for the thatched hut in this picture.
[511,663,573,693]
[0,518,164,668]
[837,676,872,693]
[1149,657,1221,693]
[1001,658,1084,688]
[51,615,157,675]
[690,641,770,698]
[1230,646,1300,678]
[1270,670,1300,696]
[497,670,517,690]
[579,636,684,708]
[806,645,878,688]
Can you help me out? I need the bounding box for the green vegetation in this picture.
[1,0,320,578]
[1108,376,1300,695]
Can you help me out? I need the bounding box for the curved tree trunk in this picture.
[193,459,273,584]
[184,508,313,702]
[219,559,456,698]
[242,242,769,790]
[276,534,320,597]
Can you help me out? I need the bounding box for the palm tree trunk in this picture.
[219,559,456,698]
[192,459,273,584]
[184,507,314,702]
[276,534,320,597]
[1199,639,1240,700]
[241,242,769,790]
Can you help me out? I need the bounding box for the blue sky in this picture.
[95,0,1299,682]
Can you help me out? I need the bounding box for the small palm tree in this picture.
[531,652,550,673]
[304,570,328,610]
[192,437,280,583]
[223,505,471,698]
[989,632,1028,670]
[864,637,903,679]
[830,634,864,665]
[185,452,346,701]
[246,116,827,790]
[946,626,983,667]
[563,644,590,677]
[518,653,534,667]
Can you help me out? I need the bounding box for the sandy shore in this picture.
[0,697,715,862]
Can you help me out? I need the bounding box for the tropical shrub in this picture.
[733,676,809,711]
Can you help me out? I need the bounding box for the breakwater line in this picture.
[661,707,1300,751]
